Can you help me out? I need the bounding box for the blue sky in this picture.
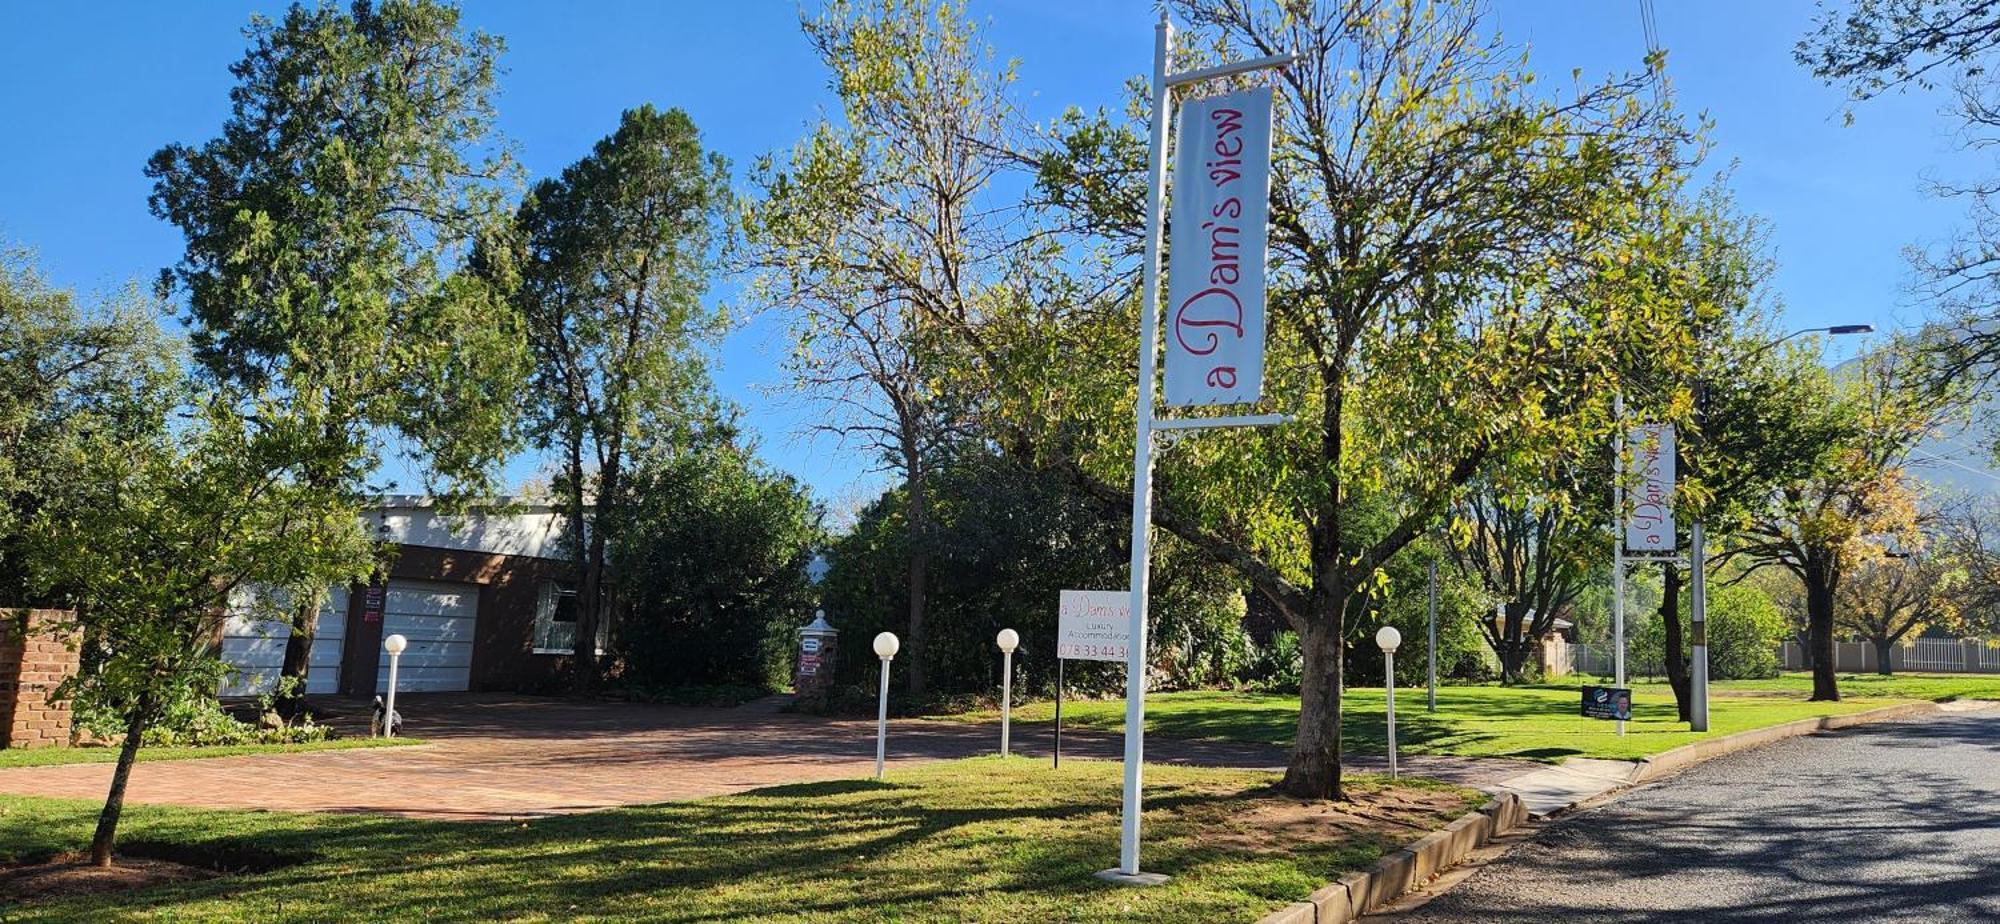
[0,1,1984,508]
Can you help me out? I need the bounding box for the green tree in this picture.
[1729,352,1955,699]
[1836,518,1963,674]
[145,0,527,709]
[1448,478,1601,685]
[506,105,731,682]
[820,450,1245,701]
[741,0,1020,697]
[23,391,371,867]
[981,0,1700,798]
[612,435,822,690]
[0,251,176,602]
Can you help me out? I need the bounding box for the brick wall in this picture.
[0,609,81,749]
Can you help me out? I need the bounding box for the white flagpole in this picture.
[1613,393,1627,736]
[1105,12,1296,886]
[1112,10,1173,882]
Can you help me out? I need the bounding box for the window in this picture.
[533,582,607,655]
[533,582,578,654]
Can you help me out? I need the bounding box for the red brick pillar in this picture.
[0,609,81,749]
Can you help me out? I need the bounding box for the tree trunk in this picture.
[1497,640,1529,685]
[1805,561,1841,701]
[1280,617,1344,799]
[1660,564,1691,722]
[1872,636,1894,676]
[90,703,148,867]
[904,453,929,698]
[275,593,318,720]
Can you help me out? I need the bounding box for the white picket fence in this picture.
[1777,637,2000,674]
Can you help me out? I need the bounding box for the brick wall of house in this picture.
[0,609,81,748]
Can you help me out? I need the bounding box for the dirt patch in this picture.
[1190,785,1477,854]
[0,855,216,902]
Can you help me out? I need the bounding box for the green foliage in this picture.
[610,437,821,691]
[70,694,327,749]
[1632,583,1786,681]
[0,251,178,604]
[21,380,374,861]
[819,451,1246,704]
[505,103,733,676]
[146,0,527,501]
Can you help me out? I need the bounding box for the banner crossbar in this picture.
[1165,52,1299,87]
[1153,413,1290,431]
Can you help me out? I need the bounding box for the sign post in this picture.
[1105,13,1292,886]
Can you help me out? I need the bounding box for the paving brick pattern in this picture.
[0,694,1534,820]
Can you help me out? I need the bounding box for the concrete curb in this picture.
[1626,700,1939,786]
[1254,792,1528,924]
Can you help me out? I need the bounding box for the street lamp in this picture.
[1376,625,1402,779]
[873,631,900,779]
[1686,321,1874,731]
[996,628,1020,757]
[381,633,408,739]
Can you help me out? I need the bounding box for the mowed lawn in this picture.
[0,757,1480,923]
[0,737,416,770]
[953,672,1996,763]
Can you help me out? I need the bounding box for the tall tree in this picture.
[742,0,1017,697]
[506,105,730,681]
[24,390,371,868]
[977,0,1700,798]
[145,0,527,709]
[1729,352,1953,700]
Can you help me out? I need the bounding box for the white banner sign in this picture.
[1057,590,1130,662]
[1624,423,1676,555]
[1164,87,1273,407]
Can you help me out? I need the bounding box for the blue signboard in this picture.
[1582,685,1632,721]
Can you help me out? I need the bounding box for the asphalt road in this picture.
[1389,705,2000,923]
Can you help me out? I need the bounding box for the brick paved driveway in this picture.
[0,694,1532,820]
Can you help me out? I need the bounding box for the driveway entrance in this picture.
[0,694,1530,820]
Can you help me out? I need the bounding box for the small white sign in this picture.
[1164,87,1273,407]
[1625,423,1676,555]
[1058,590,1131,662]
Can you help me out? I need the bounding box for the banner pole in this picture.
[1112,10,1172,882]
[1614,393,1627,736]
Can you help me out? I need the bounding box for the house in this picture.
[219,497,598,697]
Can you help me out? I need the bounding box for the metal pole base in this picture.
[1095,869,1172,887]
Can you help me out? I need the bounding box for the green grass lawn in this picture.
[0,737,418,770]
[955,679,1919,763]
[0,758,1478,923]
[1625,671,2000,703]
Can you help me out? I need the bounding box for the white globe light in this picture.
[873,631,900,660]
[1375,625,1402,653]
[996,628,1020,653]
[383,633,409,655]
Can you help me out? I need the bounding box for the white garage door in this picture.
[376,580,479,693]
[219,587,348,697]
